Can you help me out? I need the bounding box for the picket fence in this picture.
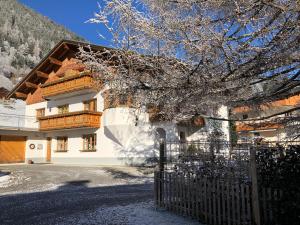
[154,171,282,225]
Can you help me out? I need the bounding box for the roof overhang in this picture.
[6,40,109,100]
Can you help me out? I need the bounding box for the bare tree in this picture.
[79,0,300,125]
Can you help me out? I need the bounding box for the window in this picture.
[253,132,260,137]
[83,134,96,151]
[118,94,128,105]
[242,114,248,119]
[285,112,292,117]
[104,94,116,109]
[84,99,97,111]
[36,108,45,117]
[58,104,69,114]
[57,137,68,151]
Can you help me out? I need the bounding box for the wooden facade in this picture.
[41,72,94,98]
[39,111,102,131]
[103,90,133,110]
[233,94,300,114]
[7,40,105,103]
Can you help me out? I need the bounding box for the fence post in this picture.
[250,147,261,225]
[159,140,165,172]
[158,139,165,207]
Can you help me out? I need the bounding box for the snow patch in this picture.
[55,201,201,225]
[0,174,11,188]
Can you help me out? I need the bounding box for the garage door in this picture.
[0,135,26,163]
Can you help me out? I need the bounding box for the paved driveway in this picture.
[0,164,154,225]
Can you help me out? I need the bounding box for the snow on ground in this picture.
[0,165,154,195]
[55,201,201,225]
[0,170,31,190]
[0,174,11,188]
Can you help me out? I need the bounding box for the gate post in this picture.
[250,147,261,225]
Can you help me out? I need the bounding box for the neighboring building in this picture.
[232,94,300,143]
[0,97,39,163]
[3,40,230,165]
[0,74,39,163]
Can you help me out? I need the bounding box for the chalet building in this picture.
[2,40,230,165]
[233,94,300,143]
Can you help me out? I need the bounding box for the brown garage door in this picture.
[0,135,26,163]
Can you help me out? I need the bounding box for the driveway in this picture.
[0,164,200,225]
[0,164,153,194]
[0,164,153,224]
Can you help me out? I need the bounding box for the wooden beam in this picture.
[36,71,49,79]
[15,92,27,99]
[25,81,38,89]
[63,43,70,50]
[49,57,62,66]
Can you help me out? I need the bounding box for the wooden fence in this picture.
[154,172,282,225]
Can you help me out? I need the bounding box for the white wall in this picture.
[25,133,47,163]
[100,107,156,165]
[217,105,230,141]
[25,101,46,129]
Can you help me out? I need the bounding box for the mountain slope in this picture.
[0,0,85,90]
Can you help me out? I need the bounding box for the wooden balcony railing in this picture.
[236,121,283,132]
[41,72,95,98]
[39,111,102,131]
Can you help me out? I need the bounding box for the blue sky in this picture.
[19,0,111,46]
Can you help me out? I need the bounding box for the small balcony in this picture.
[41,72,95,99]
[39,111,102,131]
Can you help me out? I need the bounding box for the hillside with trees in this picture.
[0,0,84,90]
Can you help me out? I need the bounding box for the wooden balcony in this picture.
[41,72,95,99]
[39,111,102,131]
[236,121,283,132]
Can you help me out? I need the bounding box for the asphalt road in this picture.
[0,164,153,225]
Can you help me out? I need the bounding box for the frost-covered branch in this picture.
[79,0,300,124]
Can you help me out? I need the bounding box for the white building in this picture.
[233,94,300,143]
[3,40,230,165]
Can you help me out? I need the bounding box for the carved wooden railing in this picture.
[41,72,95,98]
[39,111,102,131]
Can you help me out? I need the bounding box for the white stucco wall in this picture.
[217,105,230,141]
[22,89,231,165]
[25,101,46,129]
[25,133,47,163]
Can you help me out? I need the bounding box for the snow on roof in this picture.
[0,75,13,90]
